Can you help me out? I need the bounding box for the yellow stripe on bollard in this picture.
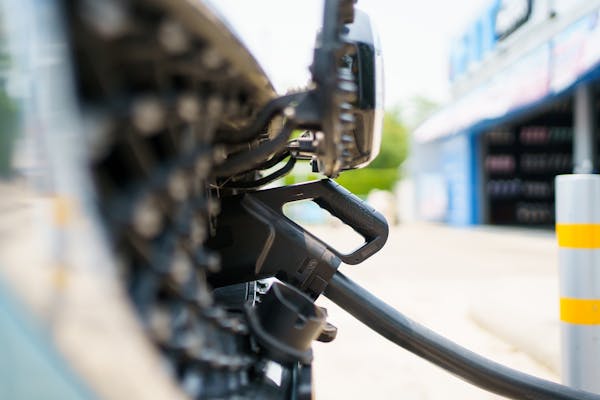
[560,297,600,324]
[556,224,600,248]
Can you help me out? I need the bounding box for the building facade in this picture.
[414,0,600,227]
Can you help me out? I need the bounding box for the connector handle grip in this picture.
[250,179,388,264]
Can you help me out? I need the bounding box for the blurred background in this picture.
[216,0,600,229]
[212,0,600,398]
[2,0,600,399]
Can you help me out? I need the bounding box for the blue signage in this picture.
[450,0,532,82]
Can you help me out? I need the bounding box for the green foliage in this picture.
[283,171,320,186]
[368,110,408,170]
[0,90,18,177]
[334,110,408,195]
[334,167,398,194]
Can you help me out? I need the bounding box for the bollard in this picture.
[556,174,600,392]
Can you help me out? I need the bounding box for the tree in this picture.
[335,110,408,195]
[0,89,17,177]
[369,109,408,169]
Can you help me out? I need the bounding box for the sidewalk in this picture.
[311,223,560,399]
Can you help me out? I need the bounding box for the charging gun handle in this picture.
[250,179,388,265]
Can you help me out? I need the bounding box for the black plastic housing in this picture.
[207,179,388,298]
[246,282,326,365]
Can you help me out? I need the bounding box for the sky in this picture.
[212,0,489,109]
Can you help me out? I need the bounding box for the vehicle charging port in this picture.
[246,282,326,365]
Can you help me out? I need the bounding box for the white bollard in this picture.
[555,174,600,392]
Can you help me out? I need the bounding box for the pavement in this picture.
[0,184,187,400]
[0,183,563,399]
[309,223,561,399]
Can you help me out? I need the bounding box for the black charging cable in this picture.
[324,271,600,400]
[213,122,296,177]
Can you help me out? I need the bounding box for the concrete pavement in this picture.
[0,183,564,398]
[310,223,560,399]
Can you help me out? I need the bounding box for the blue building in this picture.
[414,0,600,227]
